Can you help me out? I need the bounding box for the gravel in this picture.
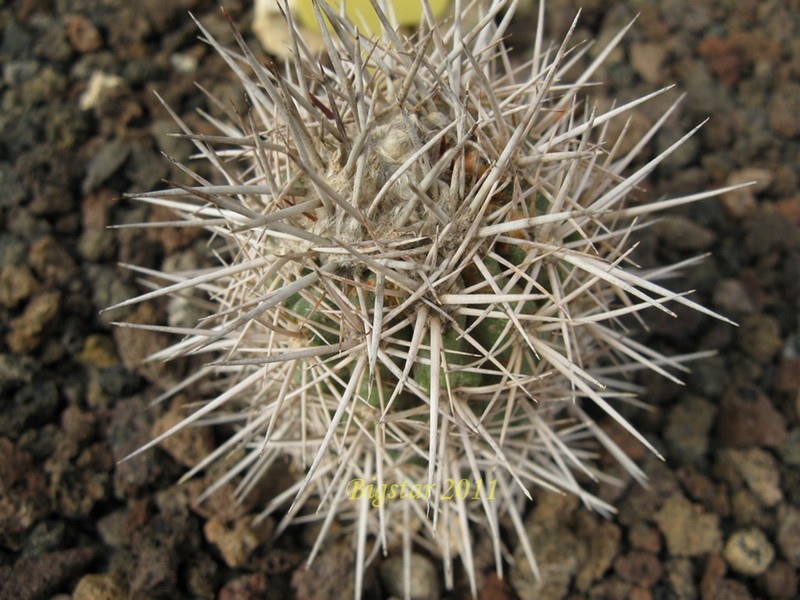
[0,0,797,598]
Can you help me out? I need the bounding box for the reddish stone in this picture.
[219,573,269,600]
[717,384,787,448]
[65,14,103,53]
[763,560,798,599]
[776,358,800,394]
[615,552,663,587]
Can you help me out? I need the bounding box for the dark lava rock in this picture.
[0,379,60,439]
[0,546,99,600]
[0,437,51,550]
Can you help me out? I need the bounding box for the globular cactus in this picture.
[110,0,740,596]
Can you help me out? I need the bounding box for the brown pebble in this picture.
[151,397,216,469]
[629,587,653,600]
[65,14,103,52]
[775,358,800,394]
[218,573,269,600]
[615,552,663,587]
[717,384,787,448]
[654,493,722,557]
[701,555,754,599]
[6,290,61,353]
[763,560,798,599]
[72,573,127,600]
[773,198,800,225]
[737,314,783,364]
[0,547,99,600]
[479,572,515,600]
[203,515,275,568]
[0,265,38,308]
[776,507,800,567]
[723,528,775,576]
[628,523,662,554]
[0,438,51,549]
[28,235,78,286]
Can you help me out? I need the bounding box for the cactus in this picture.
[110,1,741,596]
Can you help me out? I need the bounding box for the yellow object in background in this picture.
[294,0,450,34]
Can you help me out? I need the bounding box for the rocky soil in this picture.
[1,0,798,599]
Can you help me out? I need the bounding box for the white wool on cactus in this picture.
[109,1,743,597]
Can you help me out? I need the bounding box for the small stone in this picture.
[152,119,193,164]
[170,52,198,74]
[654,492,722,557]
[82,137,130,194]
[768,82,800,138]
[720,169,770,218]
[478,573,515,600]
[763,560,798,600]
[574,517,621,591]
[203,515,274,568]
[151,398,216,469]
[677,465,716,504]
[108,395,163,497]
[61,405,97,448]
[0,162,25,208]
[712,278,755,315]
[125,143,169,191]
[664,395,716,463]
[79,71,125,111]
[719,447,782,508]
[730,489,764,526]
[628,523,661,554]
[780,429,800,467]
[0,354,36,395]
[130,544,177,598]
[773,197,800,226]
[78,334,119,369]
[112,303,173,385]
[775,358,800,394]
[291,540,366,600]
[0,380,59,439]
[744,213,799,257]
[777,507,800,567]
[511,494,586,600]
[723,528,774,576]
[78,228,116,262]
[72,573,127,600]
[0,438,51,549]
[379,553,440,600]
[717,384,787,448]
[96,509,127,548]
[653,216,716,251]
[64,15,103,53]
[218,573,269,600]
[737,314,783,364]
[0,547,99,600]
[185,551,219,599]
[698,37,741,86]
[48,445,112,518]
[630,42,667,84]
[0,265,38,308]
[28,235,77,286]
[6,290,61,353]
[614,552,662,587]
[664,559,696,600]
[21,519,66,556]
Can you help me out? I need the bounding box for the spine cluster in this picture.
[111,1,739,596]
